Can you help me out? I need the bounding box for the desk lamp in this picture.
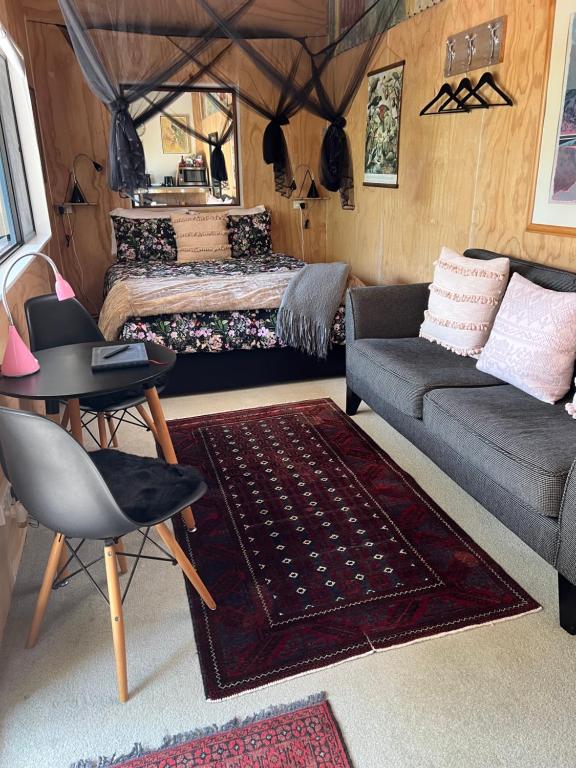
[1,252,75,377]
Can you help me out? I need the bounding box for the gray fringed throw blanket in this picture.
[276,262,350,358]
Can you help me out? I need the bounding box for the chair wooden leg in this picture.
[104,544,128,703]
[114,538,128,574]
[144,387,196,532]
[135,404,160,444]
[154,522,216,610]
[68,399,84,445]
[60,404,70,431]
[26,533,66,649]
[106,415,119,448]
[57,539,70,581]
[97,413,108,448]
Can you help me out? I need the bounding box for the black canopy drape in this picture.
[59,0,408,205]
[58,0,248,193]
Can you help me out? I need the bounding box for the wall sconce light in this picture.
[289,164,320,200]
[65,153,104,205]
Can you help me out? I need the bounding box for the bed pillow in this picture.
[172,211,231,262]
[226,210,272,258]
[419,246,510,357]
[476,272,576,404]
[111,214,178,263]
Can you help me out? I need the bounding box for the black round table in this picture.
[0,341,176,401]
[0,341,195,530]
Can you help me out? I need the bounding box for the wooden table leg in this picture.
[68,399,84,446]
[144,387,196,532]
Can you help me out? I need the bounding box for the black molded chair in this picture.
[0,406,216,702]
[25,294,160,448]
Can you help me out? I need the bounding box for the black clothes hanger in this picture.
[439,77,489,112]
[420,82,470,116]
[460,72,513,107]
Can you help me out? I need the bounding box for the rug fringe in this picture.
[69,693,327,768]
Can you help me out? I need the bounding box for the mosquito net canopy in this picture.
[58,0,438,205]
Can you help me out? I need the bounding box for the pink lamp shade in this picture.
[54,273,75,300]
[1,252,76,377]
[2,325,39,377]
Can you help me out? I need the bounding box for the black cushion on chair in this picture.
[90,449,205,524]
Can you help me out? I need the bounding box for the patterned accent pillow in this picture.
[226,210,272,258]
[111,215,177,263]
[419,247,510,357]
[477,273,576,404]
[172,212,231,262]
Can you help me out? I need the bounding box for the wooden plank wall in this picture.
[325,0,576,285]
[0,0,54,643]
[24,13,327,313]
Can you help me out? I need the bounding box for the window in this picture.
[0,49,34,259]
[0,25,49,269]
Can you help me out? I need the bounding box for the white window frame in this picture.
[0,25,51,289]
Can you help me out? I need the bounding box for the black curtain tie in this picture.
[320,119,348,192]
[262,116,293,198]
[262,116,289,165]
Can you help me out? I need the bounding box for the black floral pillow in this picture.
[111,215,178,262]
[226,210,272,258]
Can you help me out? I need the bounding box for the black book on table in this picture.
[91,343,149,371]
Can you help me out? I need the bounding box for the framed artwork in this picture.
[363,61,404,188]
[160,114,191,154]
[530,1,576,235]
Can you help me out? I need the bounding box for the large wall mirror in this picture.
[132,86,240,208]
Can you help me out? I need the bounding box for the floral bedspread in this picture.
[105,254,347,354]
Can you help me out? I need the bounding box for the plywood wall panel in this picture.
[26,21,127,313]
[326,0,576,284]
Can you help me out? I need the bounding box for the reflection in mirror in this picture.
[132,87,239,208]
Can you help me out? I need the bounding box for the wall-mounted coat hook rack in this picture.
[444,16,507,77]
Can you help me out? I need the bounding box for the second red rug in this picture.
[169,399,539,700]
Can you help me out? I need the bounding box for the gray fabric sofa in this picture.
[345,248,576,633]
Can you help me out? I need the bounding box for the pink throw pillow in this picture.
[476,273,576,404]
[419,247,510,357]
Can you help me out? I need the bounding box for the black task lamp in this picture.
[66,153,104,204]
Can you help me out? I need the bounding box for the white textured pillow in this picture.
[172,211,231,262]
[477,273,576,404]
[420,247,510,357]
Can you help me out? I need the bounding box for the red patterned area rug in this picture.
[169,399,540,700]
[71,695,352,767]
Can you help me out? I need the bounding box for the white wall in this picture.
[141,92,196,184]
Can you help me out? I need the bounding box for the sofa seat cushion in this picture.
[423,386,576,517]
[348,338,502,418]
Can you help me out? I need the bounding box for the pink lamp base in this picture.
[1,325,39,377]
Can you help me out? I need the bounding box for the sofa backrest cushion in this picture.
[464,249,576,293]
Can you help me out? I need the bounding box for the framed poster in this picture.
[363,61,404,188]
[530,1,576,235]
[160,114,191,154]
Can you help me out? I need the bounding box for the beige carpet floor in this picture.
[1,378,575,768]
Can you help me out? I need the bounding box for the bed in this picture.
[100,209,355,396]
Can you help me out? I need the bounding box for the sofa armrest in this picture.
[346,284,429,341]
[556,460,576,585]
